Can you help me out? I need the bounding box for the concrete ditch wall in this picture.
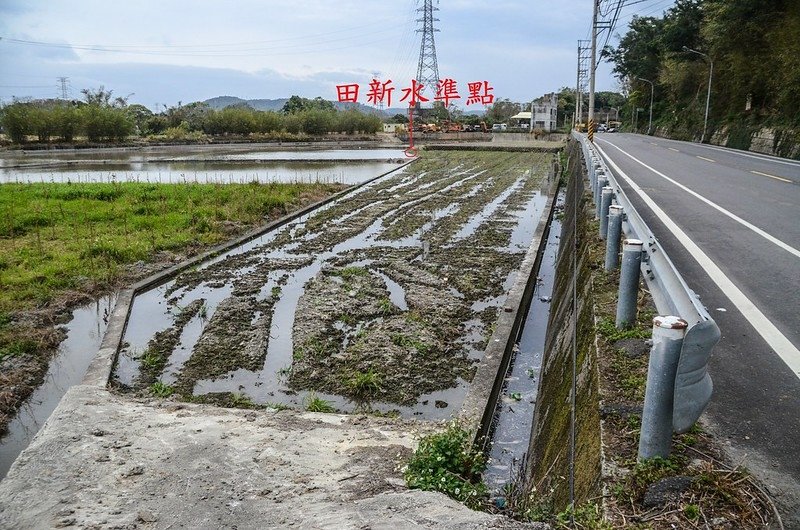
[525,139,602,508]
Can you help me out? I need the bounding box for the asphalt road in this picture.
[592,133,800,526]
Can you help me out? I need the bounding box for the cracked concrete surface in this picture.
[0,385,544,529]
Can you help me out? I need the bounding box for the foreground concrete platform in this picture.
[0,386,543,529]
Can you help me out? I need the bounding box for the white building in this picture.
[511,93,560,132]
[530,93,558,132]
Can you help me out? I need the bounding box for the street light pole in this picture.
[683,46,713,143]
[636,77,654,135]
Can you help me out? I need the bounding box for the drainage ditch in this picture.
[0,296,117,479]
[484,191,565,493]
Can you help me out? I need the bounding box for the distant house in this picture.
[383,123,405,133]
[510,93,559,132]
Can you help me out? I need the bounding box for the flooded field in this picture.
[0,146,405,184]
[112,150,555,419]
[0,296,116,479]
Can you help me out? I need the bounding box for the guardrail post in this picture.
[593,168,603,205]
[605,205,623,270]
[595,176,608,219]
[639,316,688,459]
[616,238,643,328]
[599,187,613,239]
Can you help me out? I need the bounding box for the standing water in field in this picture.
[0,295,116,480]
[0,147,406,185]
[112,150,558,420]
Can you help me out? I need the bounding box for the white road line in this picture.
[594,141,800,378]
[696,155,716,163]
[751,170,792,184]
[698,143,800,168]
[668,147,680,152]
[597,139,800,259]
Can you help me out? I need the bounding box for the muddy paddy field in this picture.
[113,150,555,419]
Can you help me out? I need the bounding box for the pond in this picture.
[0,146,407,185]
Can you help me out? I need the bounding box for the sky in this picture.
[0,0,677,111]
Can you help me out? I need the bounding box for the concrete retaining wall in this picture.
[525,139,602,508]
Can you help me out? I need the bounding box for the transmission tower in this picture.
[372,71,385,111]
[415,0,440,102]
[57,77,69,100]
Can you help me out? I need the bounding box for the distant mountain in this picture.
[203,96,383,115]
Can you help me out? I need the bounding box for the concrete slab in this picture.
[0,386,541,529]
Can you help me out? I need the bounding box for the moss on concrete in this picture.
[526,139,602,509]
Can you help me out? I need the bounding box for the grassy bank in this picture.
[0,180,346,431]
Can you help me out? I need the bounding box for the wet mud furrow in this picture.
[113,150,554,418]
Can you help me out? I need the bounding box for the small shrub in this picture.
[404,422,487,509]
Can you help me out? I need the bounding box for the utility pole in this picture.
[576,40,590,129]
[683,46,713,143]
[575,43,581,130]
[587,0,599,142]
[415,0,440,104]
[636,77,654,135]
[57,77,69,100]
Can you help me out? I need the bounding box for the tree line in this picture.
[605,0,800,146]
[0,90,384,144]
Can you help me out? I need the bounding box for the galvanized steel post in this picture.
[599,187,613,239]
[616,238,643,328]
[595,176,608,219]
[605,205,623,270]
[639,316,688,460]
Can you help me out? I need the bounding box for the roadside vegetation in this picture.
[606,0,800,150]
[0,179,345,433]
[0,90,383,146]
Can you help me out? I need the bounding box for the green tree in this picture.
[126,104,153,135]
[389,113,409,124]
[484,98,521,125]
[1,103,31,143]
[282,95,335,114]
[52,104,82,142]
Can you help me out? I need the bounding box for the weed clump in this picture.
[304,393,335,413]
[345,369,382,401]
[404,422,487,509]
[149,381,174,398]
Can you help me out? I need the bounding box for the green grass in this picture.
[345,369,382,400]
[332,266,369,282]
[390,332,431,355]
[304,393,335,413]
[149,381,174,398]
[596,317,651,342]
[0,181,344,314]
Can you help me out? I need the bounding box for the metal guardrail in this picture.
[573,132,720,457]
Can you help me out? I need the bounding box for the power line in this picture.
[0,29,405,58]
[0,18,402,51]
